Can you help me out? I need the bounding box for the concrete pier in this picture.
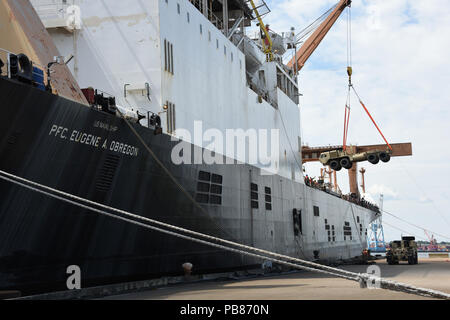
[102,258,450,300]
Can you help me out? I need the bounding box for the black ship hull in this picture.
[0,77,375,295]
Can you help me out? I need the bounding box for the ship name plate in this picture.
[49,124,139,157]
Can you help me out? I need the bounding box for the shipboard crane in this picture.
[287,0,352,74]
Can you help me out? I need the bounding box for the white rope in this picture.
[0,172,357,282]
[0,169,356,278]
[1,170,450,300]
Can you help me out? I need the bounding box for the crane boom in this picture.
[288,0,351,73]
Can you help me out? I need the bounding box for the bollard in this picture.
[182,263,193,280]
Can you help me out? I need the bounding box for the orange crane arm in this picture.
[287,0,352,73]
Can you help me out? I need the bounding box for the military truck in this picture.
[319,148,392,171]
[386,236,419,265]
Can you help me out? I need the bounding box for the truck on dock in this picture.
[386,237,419,265]
[319,148,392,171]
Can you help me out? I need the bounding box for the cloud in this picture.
[418,196,432,204]
[367,184,399,200]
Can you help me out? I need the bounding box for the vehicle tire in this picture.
[387,257,393,265]
[330,160,342,171]
[340,158,353,170]
[380,152,391,163]
[368,154,380,165]
[408,256,415,265]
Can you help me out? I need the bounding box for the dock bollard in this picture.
[182,263,193,280]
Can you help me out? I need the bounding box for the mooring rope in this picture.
[1,170,449,300]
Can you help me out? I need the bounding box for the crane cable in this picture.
[342,5,393,152]
[343,86,351,152]
[343,6,352,152]
[351,86,393,151]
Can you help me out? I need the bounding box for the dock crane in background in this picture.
[424,230,439,252]
[368,194,387,253]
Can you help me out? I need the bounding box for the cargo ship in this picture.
[0,0,379,295]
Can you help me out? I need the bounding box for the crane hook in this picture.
[347,66,353,86]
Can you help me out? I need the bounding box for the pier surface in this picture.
[103,258,450,300]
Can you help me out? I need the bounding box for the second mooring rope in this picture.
[1,170,449,300]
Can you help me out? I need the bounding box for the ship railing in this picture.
[30,0,74,21]
[245,0,271,18]
[305,177,381,213]
[30,0,81,30]
[188,0,224,31]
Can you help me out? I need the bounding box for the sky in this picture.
[262,0,450,242]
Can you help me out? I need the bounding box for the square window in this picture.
[210,195,222,205]
[197,182,210,193]
[211,174,223,184]
[313,206,320,217]
[199,171,211,182]
[196,193,209,204]
[210,184,222,195]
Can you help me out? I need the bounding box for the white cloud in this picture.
[367,184,399,200]
[418,196,432,204]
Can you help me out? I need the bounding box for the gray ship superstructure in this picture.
[0,0,378,294]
